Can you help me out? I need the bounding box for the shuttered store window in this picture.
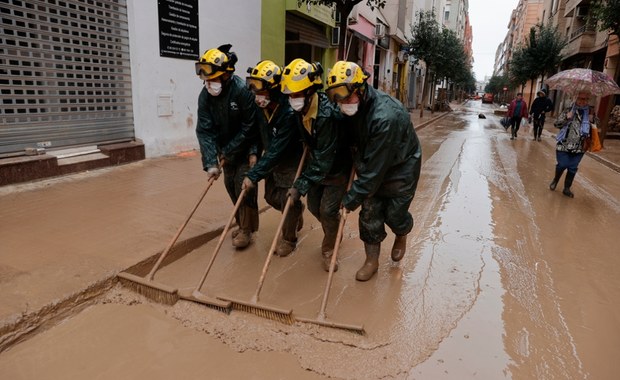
[0,0,133,155]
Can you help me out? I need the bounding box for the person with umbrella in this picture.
[546,68,620,198]
[549,91,598,197]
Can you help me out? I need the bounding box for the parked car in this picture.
[482,93,494,104]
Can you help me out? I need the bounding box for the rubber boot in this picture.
[356,243,380,281]
[563,171,575,198]
[320,228,339,272]
[549,168,564,191]
[232,229,252,248]
[391,234,408,262]
[275,239,296,257]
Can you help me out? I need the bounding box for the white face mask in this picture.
[255,94,270,108]
[340,102,359,116]
[205,81,222,96]
[289,97,305,112]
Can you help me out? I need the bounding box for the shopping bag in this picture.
[590,126,602,152]
[521,117,530,132]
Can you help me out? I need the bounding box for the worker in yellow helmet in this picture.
[325,61,422,281]
[195,44,260,249]
[280,58,352,271]
[242,60,305,257]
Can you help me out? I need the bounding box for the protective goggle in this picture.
[195,62,223,76]
[326,84,354,103]
[246,77,268,92]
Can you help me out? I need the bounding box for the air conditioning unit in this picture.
[348,8,358,25]
[576,6,588,18]
[331,27,340,45]
[375,23,386,37]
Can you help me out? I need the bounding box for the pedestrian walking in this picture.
[549,91,598,198]
[325,61,422,281]
[242,60,305,257]
[507,93,529,140]
[280,58,353,271]
[529,89,554,141]
[195,44,260,248]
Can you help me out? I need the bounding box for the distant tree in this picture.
[485,74,510,95]
[299,0,386,60]
[589,0,620,37]
[523,23,567,102]
[434,28,473,102]
[407,9,442,117]
[507,47,531,92]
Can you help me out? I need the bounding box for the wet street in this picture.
[1,100,619,379]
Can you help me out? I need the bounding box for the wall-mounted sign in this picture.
[158,0,199,60]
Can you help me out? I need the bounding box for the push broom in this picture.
[218,147,308,325]
[296,168,365,335]
[117,177,216,305]
[178,188,248,313]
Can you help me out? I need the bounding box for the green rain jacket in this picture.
[343,85,422,211]
[196,75,259,170]
[246,94,302,183]
[293,92,352,195]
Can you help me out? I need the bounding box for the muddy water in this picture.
[1,102,619,379]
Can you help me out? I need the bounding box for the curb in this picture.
[586,152,620,173]
[413,111,451,131]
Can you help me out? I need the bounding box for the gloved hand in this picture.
[287,187,301,201]
[242,177,255,190]
[248,154,257,168]
[218,154,227,169]
[205,166,221,180]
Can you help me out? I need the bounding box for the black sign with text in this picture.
[158,0,199,60]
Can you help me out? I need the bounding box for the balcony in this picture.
[563,25,596,57]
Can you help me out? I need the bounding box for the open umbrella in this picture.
[546,68,620,97]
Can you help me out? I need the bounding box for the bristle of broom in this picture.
[179,291,233,314]
[295,317,365,335]
[118,276,179,305]
[230,301,294,325]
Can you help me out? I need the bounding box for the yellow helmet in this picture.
[195,44,237,80]
[280,58,323,94]
[325,61,368,102]
[246,60,282,92]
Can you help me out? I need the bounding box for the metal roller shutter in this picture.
[285,13,329,49]
[0,0,134,155]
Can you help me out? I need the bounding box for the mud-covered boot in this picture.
[391,234,408,262]
[563,171,575,198]
[296,203,305,231]
[232,229,252,248]
[549,168,564,191]
[321,250,338,272]
[275,239,296,257]
[356,243,380,281]
[320,229,339,272]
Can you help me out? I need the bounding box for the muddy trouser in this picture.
[223,160,259,232]
[264,168,303,242]
[306,182,347,253]
[533,114,545,138]
[510,116,522,136]
[358,194,414,245]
